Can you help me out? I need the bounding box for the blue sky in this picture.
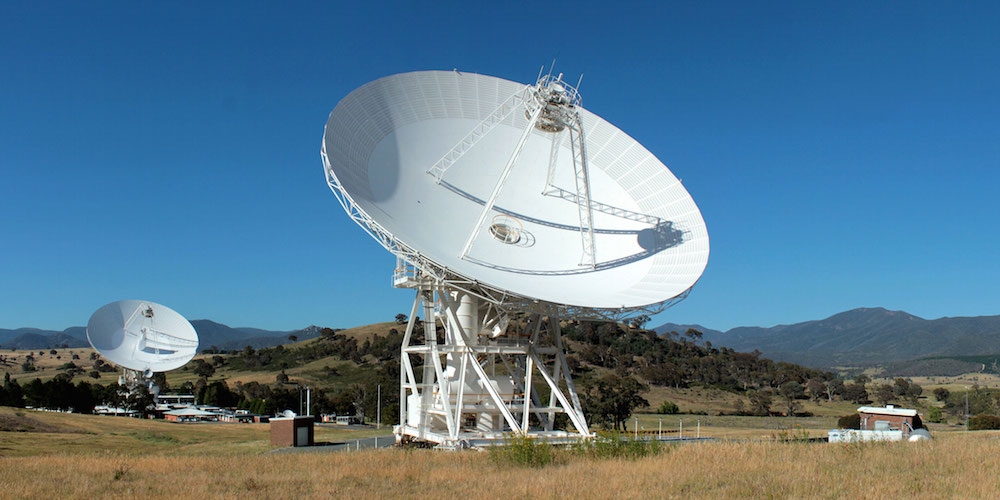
[2,2,997,332]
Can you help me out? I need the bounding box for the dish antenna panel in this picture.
[322,69,709,447]
[87,300,200,398]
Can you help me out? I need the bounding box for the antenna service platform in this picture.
[322,69,709,448]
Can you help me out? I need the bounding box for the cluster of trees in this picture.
[188,328,403,422]
[562,322,841,420]
[223,328,401,372]
[562,322,942,422]
[564,323,832,393]
[0,372,148,414]
[580,372,649,430]
[825,375,924,407]
[211,363,399,423]
[932,385,1000,426]
[0,362,400,425]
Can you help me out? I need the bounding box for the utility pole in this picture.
[965,388,970,431]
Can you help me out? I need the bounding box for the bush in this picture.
[772,426,811,442]
[837,413,861,429]
[968,414,1000,430]
[657,400,680,414]
[933,387,950,402]
[927,406,944,423]
[568,433,665,460]
[488,434,555,467]
[489,433,667,467]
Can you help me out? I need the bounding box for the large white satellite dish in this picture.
[87,300,199,395]
[323,70,708,317]
[322,69,709,447]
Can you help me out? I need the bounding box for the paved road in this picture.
[268,435,396,454]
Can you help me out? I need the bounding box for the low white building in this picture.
[829,405,930,443]
[163,407,220,422]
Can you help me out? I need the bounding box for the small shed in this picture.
[270,416,315,447]
[857,405,923,433]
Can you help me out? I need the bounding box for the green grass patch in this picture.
[128,430,180,444]
[568,433,666,460]
[488,434,556,468]
[488,433,668,468]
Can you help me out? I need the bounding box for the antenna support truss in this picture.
[394,271,592,448]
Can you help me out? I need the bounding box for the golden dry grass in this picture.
[2,432,1000,498]
[909,373,1000,390]
[2,347,98,384]
[2,406,1000,498]
[0,407,387,457]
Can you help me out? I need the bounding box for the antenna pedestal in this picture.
[118,367,160,399]
[394,270,592,448]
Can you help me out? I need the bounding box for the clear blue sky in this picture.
[2,2,998,332]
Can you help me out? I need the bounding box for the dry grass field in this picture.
[2,406,999,498]
[6,330,999,497]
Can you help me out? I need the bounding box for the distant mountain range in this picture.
[0,322,323,351]
[9,307,1000,372]
[655,307,1000,369]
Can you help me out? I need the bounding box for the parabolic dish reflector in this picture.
[322,70,709,313]
[87,300,199,372]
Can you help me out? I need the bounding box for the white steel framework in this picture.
[393,270,592,448]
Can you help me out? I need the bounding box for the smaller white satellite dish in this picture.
[87,300,199,373]
[908,428,932,441]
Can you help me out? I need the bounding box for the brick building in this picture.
[857,405,923,433]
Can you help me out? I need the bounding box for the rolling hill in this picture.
[657,307,1000,369]
[0,322,322,351]
[11,306,1000,372]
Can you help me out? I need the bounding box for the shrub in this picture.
[933,387,950,402]
[568,433,666,460]
[837,413,861,429]
[488,434,555,467]
[772,426,811,442]
[968,414,1000,430]
[657,400,680,414]
[927,406,944,423]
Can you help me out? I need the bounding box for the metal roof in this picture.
[857,405,918,417]
[163,407,218,417]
